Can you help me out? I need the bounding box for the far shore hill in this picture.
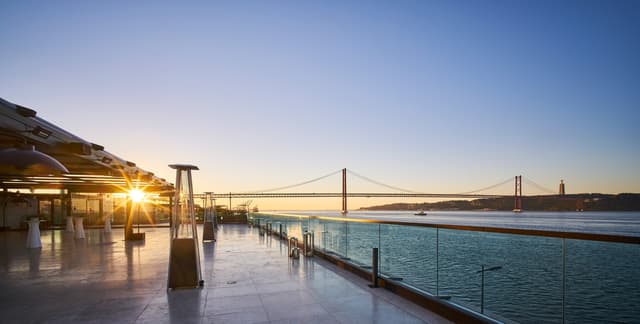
[359,193,640,212]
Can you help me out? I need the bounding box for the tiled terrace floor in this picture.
[0,225,450,323]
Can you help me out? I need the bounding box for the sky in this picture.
[1,1,639,210]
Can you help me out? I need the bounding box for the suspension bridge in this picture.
[198,169,559,213]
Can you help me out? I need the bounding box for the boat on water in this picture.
[414,210,427,216]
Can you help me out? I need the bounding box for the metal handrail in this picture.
[254,212,640,244]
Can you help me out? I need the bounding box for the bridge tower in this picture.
[513,175,522,212]
[559,180,565,196]
[341,168,347,214]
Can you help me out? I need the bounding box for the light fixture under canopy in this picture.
[0,144,69,176]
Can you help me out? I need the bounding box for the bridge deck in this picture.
[204,192,508,198]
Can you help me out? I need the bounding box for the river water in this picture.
[254,211,640,323]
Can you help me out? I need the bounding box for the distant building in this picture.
[559,180,566,196]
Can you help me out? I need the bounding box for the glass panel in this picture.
[250,212,639,323]
[52,198,63,225]
[481,233,562,323]
[319,219,347,257]
[380,224,437,293]
[103,194,113,223]
[38,199,51,220]
[173,169,195,239]
[566,239,640,323]
[309,218,322,248]
[346,222,379,267]
[86,199,100,225]
[437,228,483,311]
[71,197,86,216]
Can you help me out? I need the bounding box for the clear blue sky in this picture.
[1,1,639,209]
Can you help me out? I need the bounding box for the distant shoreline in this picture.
[359,193,640,212]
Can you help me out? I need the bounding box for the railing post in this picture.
[288,237,299,259]
[303,231,314,257]
[480,264,485,314]
[370,247,379,288]
[436,228,439,297]
[563,238,566,324]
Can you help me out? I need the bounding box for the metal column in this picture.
[342,168,347,214]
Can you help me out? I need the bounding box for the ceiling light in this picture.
[15,105,37,117]
[31,126,52,139]
[63,142,91,155]
[0,144,69,176]
[91,143,104,151]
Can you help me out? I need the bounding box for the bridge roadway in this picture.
[197,192,510,199]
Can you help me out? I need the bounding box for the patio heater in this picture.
[167,164,203,289]
[211,196,218,229]
[202,192,215,241]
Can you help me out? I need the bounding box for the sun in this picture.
[129,189,145,203]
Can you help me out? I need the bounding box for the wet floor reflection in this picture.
[126,240,145,282]
[168,289,203,323]
[28,248,40,274]
[0,225,448,324]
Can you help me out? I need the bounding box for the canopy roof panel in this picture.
[0,98,174,194]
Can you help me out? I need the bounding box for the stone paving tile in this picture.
[269,315,341,324]
[209,284,260,298]
[333,309,426,324]
[254,280,305,294]
[204,294,264,316]
[265,302,331,322]
[259,289,318,309]
[0,225,451,324]
[203,306,269,324]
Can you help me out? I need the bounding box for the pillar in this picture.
[124,199,133,240]
[65,191,74,232]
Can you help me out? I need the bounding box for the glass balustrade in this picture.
[565,239,640,323]
[248,212,639,323]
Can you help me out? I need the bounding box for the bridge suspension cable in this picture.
[222,168,556,199]
[456,177,514,195]
[245,169,342,193]
[346,169,421,194]
[522,177,556,194]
